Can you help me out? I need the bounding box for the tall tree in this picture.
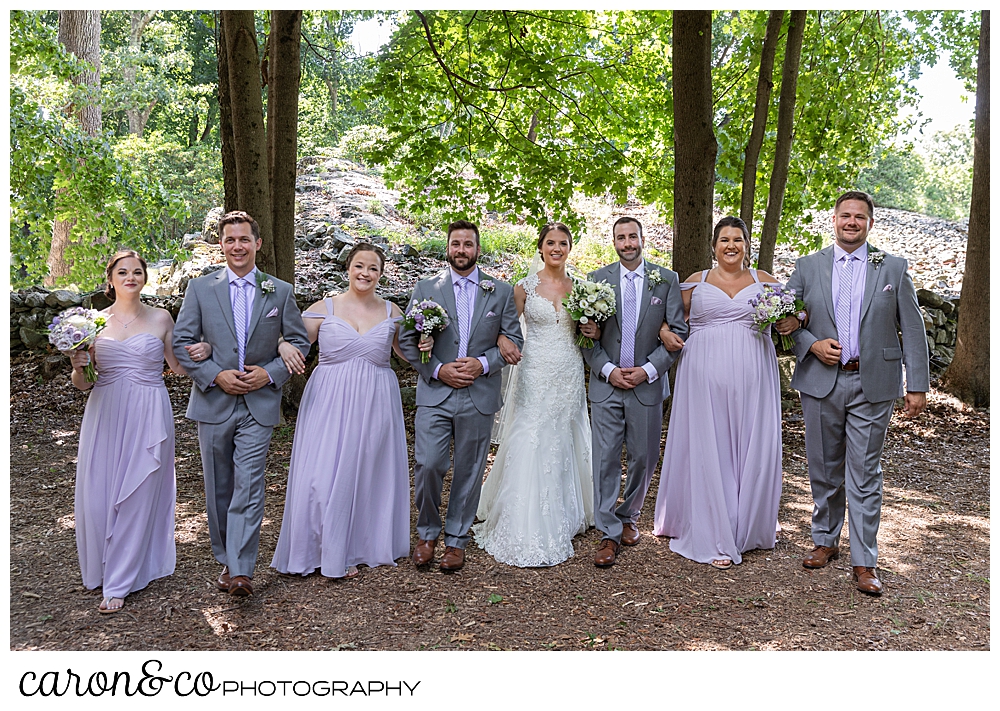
[267,10,302,285]
[123,11,158,135]
[221,10,275,273]
[216,12,238,213]
[739,11,783,235]
[672,10,716,280]
[46,10,101,286]
[756,10,806,273]
[942,11,989,406]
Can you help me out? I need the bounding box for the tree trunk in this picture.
[47,10,101,287]
[672,11,717,281]
[740,11,784,235]
[217,12,238,214]
[267,11,302,285]
[223,10,276,274]
[942,11,989,406]
[757,10,806,274]
[126,11,158,136]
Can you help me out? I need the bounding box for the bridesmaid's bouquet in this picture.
[48,306,108,382]
[748,284,805,351]
[563,279,616,348]
[402,300,451,363]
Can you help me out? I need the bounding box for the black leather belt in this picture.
[840,359,860,371]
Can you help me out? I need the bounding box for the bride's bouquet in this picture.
[748,283,805,351]
[402,299,450,363]
[563,279,616,348]
[47,306,108,382]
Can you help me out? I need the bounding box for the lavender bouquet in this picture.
[402,299,450,363]
[47,306,108,382]
[563,278,616,348]
[748,283,805,351]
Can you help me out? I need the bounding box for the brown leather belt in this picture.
[840,359,860,371]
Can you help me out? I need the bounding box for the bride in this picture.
[472,222,594,567]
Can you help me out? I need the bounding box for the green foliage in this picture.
[336,124,390,165]
[857,147,925,212]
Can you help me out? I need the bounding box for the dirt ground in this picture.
[8,351,990,652]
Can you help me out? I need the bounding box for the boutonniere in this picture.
[256,272,276,294]
[480,279,496,293]
[867,248,885,269]
[646,270,664,289]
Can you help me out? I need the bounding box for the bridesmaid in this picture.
[66,250,200,614]
[270,243,411,579]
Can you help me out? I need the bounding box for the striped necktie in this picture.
[835,256,854,365]
[620,271,638,368]
[234,278,249,371]
[456,277,471,359]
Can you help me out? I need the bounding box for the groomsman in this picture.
[776,190,929,595]
[580,217,687,567]
[399,220,523,572]
[173,211,310,596]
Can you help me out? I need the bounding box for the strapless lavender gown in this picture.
[271,299,410,578]
[653,270,782,564]
[76,334,176,598]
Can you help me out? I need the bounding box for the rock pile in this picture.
[917,288,960,373]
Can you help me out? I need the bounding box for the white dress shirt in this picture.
[600,260,659,384]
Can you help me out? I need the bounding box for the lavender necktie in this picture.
[835,256,854,364]
[620,271,638,368]
[456,277,471,359]
[234,278,249,371]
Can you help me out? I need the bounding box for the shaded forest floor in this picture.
[9,352,990,651]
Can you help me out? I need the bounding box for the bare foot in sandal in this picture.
[345,566,359,578]
[710,559,732,570]
[99,597,125,614]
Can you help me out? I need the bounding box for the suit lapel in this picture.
[213,270,238,340]
[246,272,268,342]
[858,250,880,323]
[817,246,836,324]
[467,269,490,336]
[634,261,652,330]
[604,264,623,333]
[436,269,458,325]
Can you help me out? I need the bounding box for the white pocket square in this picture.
[882,284,893,292]
[266,307,279,318]
[486,311,496,318]
[650,296,662,305]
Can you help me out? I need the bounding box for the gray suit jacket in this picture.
[787,245,929,403]
[172,269,310,426]
[398,268,523,415]
[582,261,688,406]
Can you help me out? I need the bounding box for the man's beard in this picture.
[447,252,478,271]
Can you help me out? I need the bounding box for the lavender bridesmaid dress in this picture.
[270,299,410,578]
[75,334,176,598]
[653,270,782,565]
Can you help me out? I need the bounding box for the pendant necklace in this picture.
[114,307,143,329]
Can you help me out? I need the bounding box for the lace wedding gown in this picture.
[473,273,594,567]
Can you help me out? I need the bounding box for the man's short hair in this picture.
[834,191,875,220]
[218,210,261,241]
[447,219,480,244]
[612,216,643,238]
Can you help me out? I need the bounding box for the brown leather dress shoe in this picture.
[594,539,620,567]
[216,566,231,592]
[852,566,883,595]
[412,538,437,566]
[621,522,640,546]
[439,546,465,571]
[228,576,253,597]
[802,545,840,569]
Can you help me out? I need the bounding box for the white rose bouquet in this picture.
[562,278,617,348]
[47,306,108,382]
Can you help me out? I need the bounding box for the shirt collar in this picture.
[619,260,645,280]
[833,243,868,263]
[451,267,480,285]
[228,266,258,284]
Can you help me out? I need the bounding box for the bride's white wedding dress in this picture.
[473,273,594,567]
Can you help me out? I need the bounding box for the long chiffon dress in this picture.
[653,269,782,565]
[75,333,176,598]
[270,298,410,578]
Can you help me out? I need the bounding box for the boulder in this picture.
[203,206,225,244]
[916,288,944,308]
[24,292,47,309]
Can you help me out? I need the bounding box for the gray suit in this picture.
[173,268,309,577]
[398,268,523,549]
[582,261,687,544]
[788,245,929,566]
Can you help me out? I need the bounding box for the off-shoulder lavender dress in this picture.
[270,299,410,578]
[75,334,176,598]
[653,270,782,565]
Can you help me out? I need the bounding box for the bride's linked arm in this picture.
[480,285,523,376]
